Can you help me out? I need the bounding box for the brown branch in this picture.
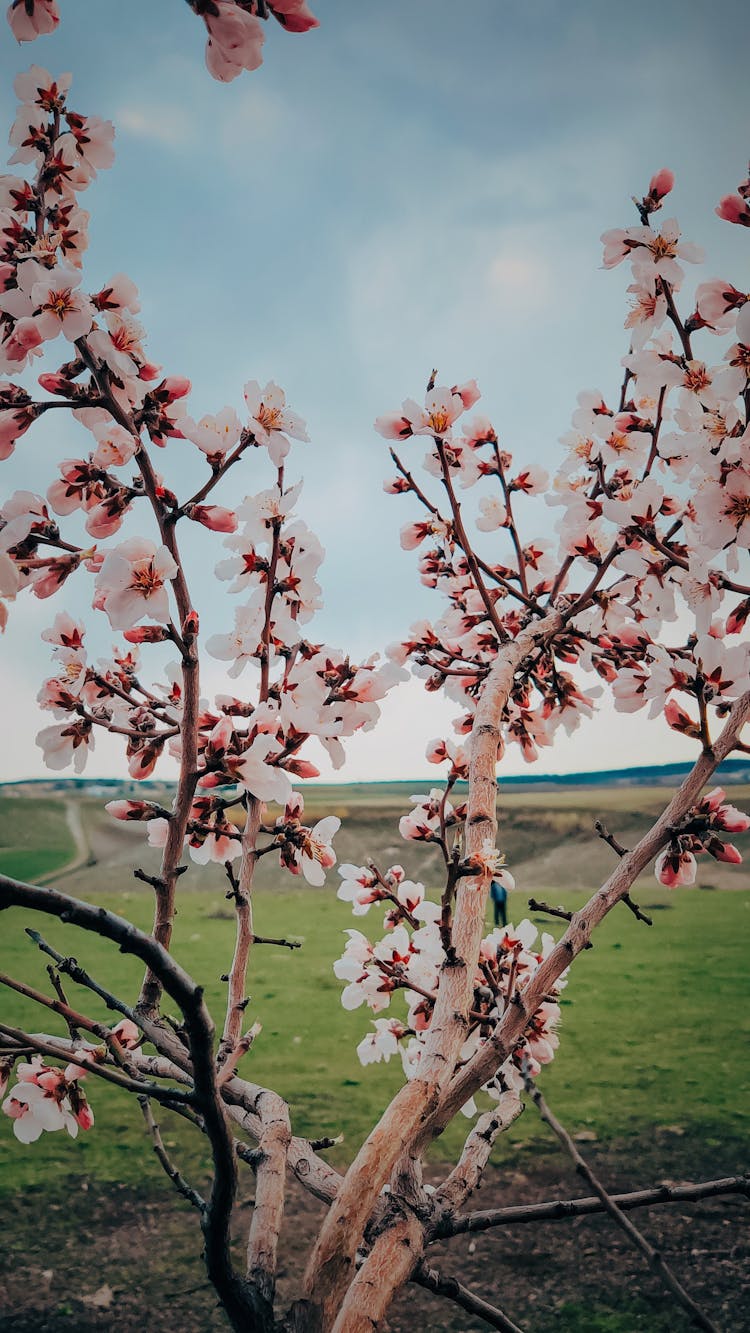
[244,1087,292,1321]
[139,1094,206,1211]
[441,1174,750,1236]
[0,876,252,1331]
[413,1262,525,1333]
[222,795,262,1058]
[435,1092,523,1217]
[0,1022,191,1106]
[593,825,652,924]
[527,899,594,947]
[300,609,564,1328]
[524,1073,719,1332]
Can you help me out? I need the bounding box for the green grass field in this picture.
[0,796,74,881]
[0,783,748,1195]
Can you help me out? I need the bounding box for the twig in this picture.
[591,828,654,925]
[527,899,593,948]
[25,929,139,1024]
[594,819,628,857]
[440,1174,750,1236]
[217,1022,262,1086]
[0,970,140,1076]
[523,1071,719,1333]
[45,966,80,1043]
[139,1095,206,1211]
[252,934,302,951]
[621,894,653,926]
[413,1262,524,1333]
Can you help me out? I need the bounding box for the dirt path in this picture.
[34,799,92,886]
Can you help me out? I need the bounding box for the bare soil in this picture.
[1,1129,747,1331]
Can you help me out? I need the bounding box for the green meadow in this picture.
[0,783,747,1195]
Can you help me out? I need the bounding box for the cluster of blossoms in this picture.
[332,166,750,1104]
[333,734,556,1111]
[1,1018,139,1142]
[372,167,749,877]
[6,0,319,82]
[1,1052,93,1143]
[654,786,750,887]
[0,68,402,896]
[336,867,563,1114]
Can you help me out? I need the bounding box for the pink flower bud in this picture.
[188,504,237,533]
[648,168,674,201]
[285,758,320,778]
[161,375,191,402]
[716,194,750,226]
[122,625,170,643]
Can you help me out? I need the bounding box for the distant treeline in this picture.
[3,758,750,795]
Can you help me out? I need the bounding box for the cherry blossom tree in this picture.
[0,53,749,1333]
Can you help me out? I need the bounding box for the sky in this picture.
[0,0,748,783]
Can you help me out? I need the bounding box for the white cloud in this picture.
[116,102,195,148]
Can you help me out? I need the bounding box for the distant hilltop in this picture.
[2,758,750,796]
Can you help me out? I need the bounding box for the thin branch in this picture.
[524,1073,719,1333]
[139,1094,206,1211]
[441,1174,750,1236]
[0,1021,192,1106]
[45,966,80,1042]
[527,899,594,948]
[25,928,138,1023]
[413,1262,525,1333]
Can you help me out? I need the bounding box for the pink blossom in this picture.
[41,612,85,650]
[96,537,178,630]
[243,379,309,465]
[695,279,747,333]
[37,719,94,773]
[7,0,59,42]
[647,168,674,202]
[91,272,141,315]
[181,406,242,459]
[105,799,165,822]
[203,3,265,82]
[654,846,697,888]
[234,733,293,805]
[510,465,548,495]
[13,66,70,108]
[111,1020,141,1050]
[31,265,93,341]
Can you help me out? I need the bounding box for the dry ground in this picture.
[1,1131,747,1331]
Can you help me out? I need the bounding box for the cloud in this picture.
[115,102,196,148]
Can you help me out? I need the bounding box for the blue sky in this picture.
[1,0,748,782]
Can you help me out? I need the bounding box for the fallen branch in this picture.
[524,1071,719,1333]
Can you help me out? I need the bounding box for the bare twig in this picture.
[527,898,594,947]
[139,1095,206,1211]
